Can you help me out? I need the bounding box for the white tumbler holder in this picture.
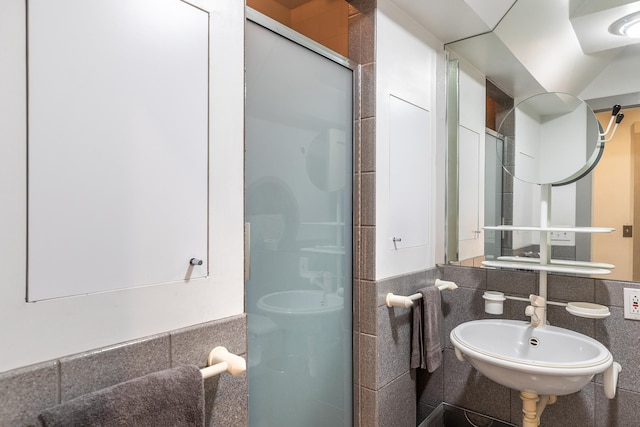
[483,291,506,315]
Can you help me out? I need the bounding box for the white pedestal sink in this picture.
[450,319,618,397]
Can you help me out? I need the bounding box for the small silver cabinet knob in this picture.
[190,258,203,266]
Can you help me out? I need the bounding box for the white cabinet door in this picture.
[27,0,209,300]
[388,95,430,249]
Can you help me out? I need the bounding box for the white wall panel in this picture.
[28,0,209,300]
[376,0,444,279]
[389,96,430,249]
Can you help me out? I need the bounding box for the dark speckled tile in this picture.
[359,333,377,390]
[441,265,486,289]
[361,63,375,119]
[0,360,59,427]
[204,370,248,427]
[361,172,375,226]
[376,304,411,388]
[595,279,640,307]
[416,362,443,408]
[442,287,485,348]
[353,175,362,228]
[361,226,376,281]
[353,331,361,386]
[171,315,246,368]
[486,269,537,297]
[443,348,511,422]
[595,384,640,427]
[360,279,377,335]
[378,372,415,427]
[547,274,594,302]
[361,117,376,173]
[59,334,170,402]
[348,13,363,65]
[360,385,377,427]
[359,7,375,65]
[354,279,362,333]
[595,307,640,393]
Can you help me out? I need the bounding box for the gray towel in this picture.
[410,286,443,372]
[39,365,204,427]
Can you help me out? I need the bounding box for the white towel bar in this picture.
[385,279,458,308]
[200,347,246,379]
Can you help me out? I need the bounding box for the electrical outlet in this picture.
[624,288,640,320]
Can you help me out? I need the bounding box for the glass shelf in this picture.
[482,260,611,275]
[484,225,614,233]
[496,256,615,270]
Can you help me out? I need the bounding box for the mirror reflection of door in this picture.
[458,126,483,261]
[484,130,503,260]
[593,106,640,281]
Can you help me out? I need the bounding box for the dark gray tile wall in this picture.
[59,334,171,402]
[378,372,416,427]
[360,268,443,427]
[416,265,640,427]
[444,348,511,421]
[0,361,58,427]
[0,315,247,427]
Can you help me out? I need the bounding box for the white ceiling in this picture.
[390,0,516,44]
[391,0,640,104]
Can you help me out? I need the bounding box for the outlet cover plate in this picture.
[624,288,640,320]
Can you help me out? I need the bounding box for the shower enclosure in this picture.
[245,12,353,427]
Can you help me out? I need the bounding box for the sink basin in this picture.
[450,319,613,396]
[257,290,343,332]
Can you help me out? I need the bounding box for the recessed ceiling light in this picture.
[609,11,640,38]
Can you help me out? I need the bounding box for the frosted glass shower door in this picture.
[245,17,353,427]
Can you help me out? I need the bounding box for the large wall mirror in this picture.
[445,0,640,282]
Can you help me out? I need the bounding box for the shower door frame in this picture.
[245,7,359,426]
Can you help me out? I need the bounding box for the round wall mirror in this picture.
[497,92,603,186]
